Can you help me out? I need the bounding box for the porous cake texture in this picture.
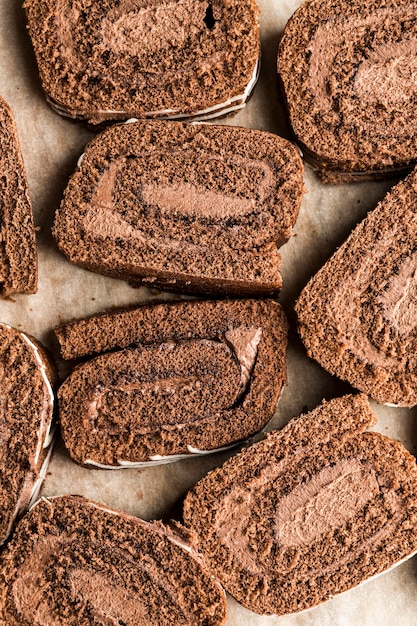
[56,299,288,466]
[0,324,56,544]
[183,395,417,615]
[0,495,227,625]
[295,167,417,406]
[278,0,417,181]
[0,96,37,295]
[52,120,304,296]
[24,0,260,124]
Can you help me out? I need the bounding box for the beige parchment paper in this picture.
[0,0,416,623]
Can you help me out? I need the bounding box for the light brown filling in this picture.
[353,40,417,108]
[141,183,257,219]
[307,8,417,117]
[100,0,203,57]
[376,251,417,336]
[13,535,63,626]
[276,460,379,546]
[87,153,274,219]
[83,207,147,245]
[224,327,262,387]
[69,569,154,626]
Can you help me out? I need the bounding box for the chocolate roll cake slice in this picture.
[0,96,37,295]
[0,495,227,625]
[24,0,259,125]
[295,168,417,406]
[52,120,304,296]
[278,0,417,182]
[0,324,56,544]
[183,394,417,616]
[56,299,288,466]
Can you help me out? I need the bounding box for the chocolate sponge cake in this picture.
[0,495,227,625]
[24,0,260,125]
[278,0,417,182]
[295,168,417,406]
[0,324,56,544]
[56,299,288,466]
[183,394,417,616]
[52,120,304,296]
[0,96,37,295]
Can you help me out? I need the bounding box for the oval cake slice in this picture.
[295,167,417,406]
[0,495,227,625]
[183,394,417,616]
[52,120,304,296]
[278,0,417,181]
[0,96,37,295]
[56,299,288,466]
[0,324,56,544]
[24,0,259,125]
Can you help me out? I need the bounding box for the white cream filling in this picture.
[28,439,56,510]
[1,435,56,545]
[84,442,238,469]
[19,331,55,466]
[384,402,407,408]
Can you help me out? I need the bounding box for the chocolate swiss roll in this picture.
[0,495,227,625]
[0,324,56,544]
[183,394,417,616]
[278,0,417,182]
[56,299,288,467]
[0,96,37,295]
[52,120,304,296]
[24,0,260,125]
[295,167,417,406]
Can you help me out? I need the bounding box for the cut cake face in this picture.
[0,324,55,544]
[0,95,37,295]
[278,0,417,181]
[0,495,227,625]
[24,0,260,125]
[56,299,288,466]
[295,167,417,406]
[183,394,417,616]
[52,120,304,296]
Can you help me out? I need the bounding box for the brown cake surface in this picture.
[0,323,56,544]
[278,0,417,182]
[0,96,37,295]
[24,0,260,125]
[0,495,227,625]
[56,299,288,466]
[183,394,417,616]
[295,167,417,406]
[52,120,304,296]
